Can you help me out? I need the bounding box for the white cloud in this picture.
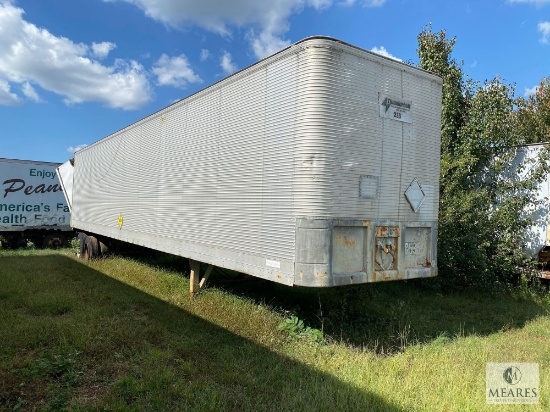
[92,41,117,59]
[108,0,371,59]
[200,48,210,61]
[524,84,539,97]
[363,0,386,6]
[539,21,550,44]
[370,46,402,61]
[21,82,42,102]
[67,144,88,153]
[0,2,152,109]
[220,50,237,74]
[508,0,550,5]
[338,0,385,5]
[152,54,202,88]
[248,29,291,59]
[0,78,21,105]
[308,0,333,8]
[110,0,284,35]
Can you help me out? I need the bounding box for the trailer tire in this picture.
[8,235,26,249]
[80,234,99,261]
[42,233,67,249]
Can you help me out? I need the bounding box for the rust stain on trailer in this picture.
[376,270,407,282]
[375,226,400,237]
[334,235,357,249]
[374,271,393,282]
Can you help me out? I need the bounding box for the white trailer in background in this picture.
[511,143,550,278]
[58,37,443,293]
[0,158,72,248]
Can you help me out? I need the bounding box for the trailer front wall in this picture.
[291,41,441,286]
[292,43,440,220]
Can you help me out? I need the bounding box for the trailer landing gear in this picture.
[78,233,110,260]
[189,260,213,297]
[79,233,98,260]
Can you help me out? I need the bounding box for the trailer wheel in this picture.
[42,233,67,249]
[6,235,26,249]
[80,234,99,261]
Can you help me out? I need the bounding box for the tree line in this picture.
[417,25,550,291]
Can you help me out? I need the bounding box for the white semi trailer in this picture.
[58,37,443,292]
[509,143,550,278]
[1,158,72,248]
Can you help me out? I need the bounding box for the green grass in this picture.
[0,248,549,411]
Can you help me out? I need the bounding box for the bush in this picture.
[417,26,550,292]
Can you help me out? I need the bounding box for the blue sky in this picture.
[0,0,548,163]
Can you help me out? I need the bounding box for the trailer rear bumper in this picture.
[294,218,437,287]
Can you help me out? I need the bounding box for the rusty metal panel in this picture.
[332,226,368,275]
[404,227,432,269]
[375,226,400,238]
[374,226,399,272]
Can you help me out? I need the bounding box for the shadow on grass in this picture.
[0,254,403,411]
[119,252,550,353]
[206,268,550,353]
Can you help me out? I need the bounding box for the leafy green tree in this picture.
[416,25,467,158]
[515,78,550,144]
[417,26,549,291]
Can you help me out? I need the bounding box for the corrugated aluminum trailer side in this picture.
[59,37,442,289]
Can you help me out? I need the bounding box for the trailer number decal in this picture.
[266,259,280,269]
[379,94,412,123]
